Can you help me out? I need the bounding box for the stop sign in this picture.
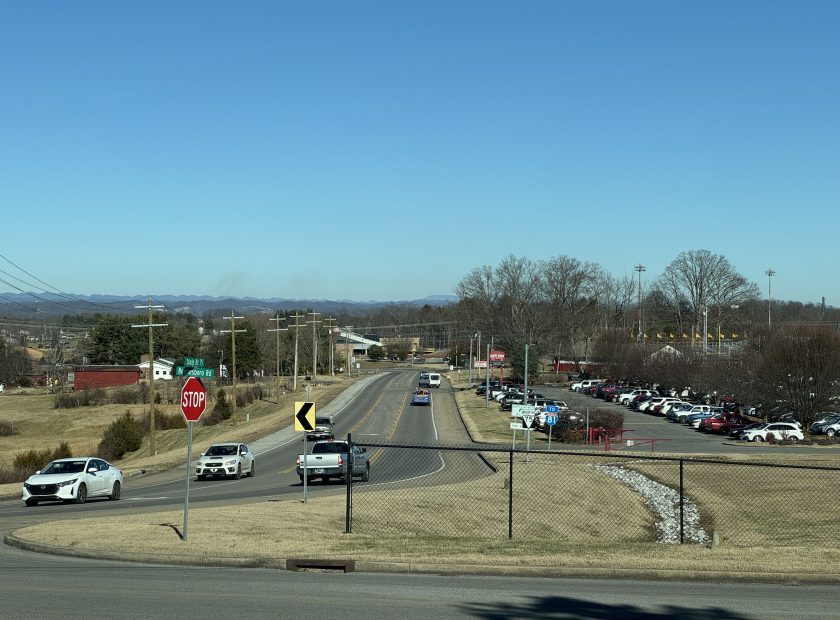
[180,376,207,422]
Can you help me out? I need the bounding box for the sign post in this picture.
[295,402,316,503]
[180,377,207,541]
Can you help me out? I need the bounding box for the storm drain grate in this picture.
[286,559,355,573]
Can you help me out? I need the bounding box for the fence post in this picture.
[679,458,684,544]
[345,432,352,534]
[508,449,514,539]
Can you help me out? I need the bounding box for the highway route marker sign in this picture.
[522,413,535,429]
[545,414,559,427]
[294,401,316,431]
[545,405,559,413]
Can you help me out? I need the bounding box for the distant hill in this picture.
[0,292,459,318]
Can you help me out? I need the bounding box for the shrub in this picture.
[97,412,144,461]
[201,407,223,426]
[112,387,142,405]
[0,419,18,436]
[213,389,232,421]
[11,442,74,481]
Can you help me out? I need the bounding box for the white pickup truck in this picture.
[296,440,370,483]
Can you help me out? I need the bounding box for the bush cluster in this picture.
[0,419,18,436]
[97,412,144,461]
[137,408,185,431]
[3,441,74,483]
[54,388,109,409]
[235,385,262,408]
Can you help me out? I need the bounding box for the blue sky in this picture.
[1,1,838,304]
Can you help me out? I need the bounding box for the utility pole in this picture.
[132,298,167,457]
[307,312,322,380]
[289,312,305,391]
[220,311,246,419]
[344,326,353,378]
[634,264,646,342]
[323,316,336,376]
[268,312,287,399]
[765,268,776,329]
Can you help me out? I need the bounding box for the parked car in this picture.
[618,389,652,406]
[665,402,696,421]
[818,420,840,437]
[699,414,751,434]
[675,405,713,423]
[687,412,717,428]
[22,457,123,506]
[196,442,255,480]
[740,423,804,443]
[810,413,840,435]
[570,378,603,392]
[729,422,766,440]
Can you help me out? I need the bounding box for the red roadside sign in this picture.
[490,350,506,362]
[180,376,207,422]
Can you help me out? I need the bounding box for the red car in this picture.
[699,414,751,434]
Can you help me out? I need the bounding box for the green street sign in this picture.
[176,366,215,378]
[184,357,205,368]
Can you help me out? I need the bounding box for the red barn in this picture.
[71,365,142,391]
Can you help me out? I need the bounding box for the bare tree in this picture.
[655,250,757,343]
[756,325,840,428]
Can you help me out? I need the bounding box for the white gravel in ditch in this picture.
[595,464,710,544]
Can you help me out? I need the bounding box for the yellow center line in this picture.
[368,392,408,466]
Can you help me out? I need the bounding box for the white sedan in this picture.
[195,442,255,480]
[22,457,123,506]
[740,423,804,443]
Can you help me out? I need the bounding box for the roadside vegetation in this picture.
[0,377,354,491]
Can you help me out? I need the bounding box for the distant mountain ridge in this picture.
[0,292,459,317]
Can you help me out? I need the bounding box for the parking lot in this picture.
[536,385,834,457]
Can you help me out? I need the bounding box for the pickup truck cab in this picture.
[308,416,335,441]
[296,440,370,483]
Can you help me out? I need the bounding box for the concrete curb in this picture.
[5,532,839,584]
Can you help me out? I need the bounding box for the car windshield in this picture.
[41,460,87,474]
[205,445,238,456]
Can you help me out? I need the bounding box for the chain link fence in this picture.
[346,441,840,547]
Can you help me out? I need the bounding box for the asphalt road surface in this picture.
[2,545,838,619]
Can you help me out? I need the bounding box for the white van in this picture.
[570,378,603,392]
[427,373,441,388]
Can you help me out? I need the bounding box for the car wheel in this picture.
[235,464,242,480]
[248,461,255,477]
[197,474,205,481]
[109,481,121,501]
[752,435,764,443]
[299,475,304,483]
[74,483,87,504]
[362,464,370,482]
[827,428,836,437]
[789,435,800,443]
[25,499,38,507]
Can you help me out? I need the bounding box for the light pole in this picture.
[468,332,477,387]
[765,268,775,328]
[634,264,646,342]
[702,305,708,354]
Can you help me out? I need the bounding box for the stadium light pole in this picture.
[765,268,776,329]
[634,264,646,342]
